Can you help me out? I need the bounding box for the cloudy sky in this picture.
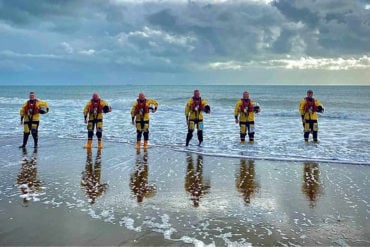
[0,0,369,85]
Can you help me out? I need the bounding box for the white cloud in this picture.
[78,49,96,56]
[208,56,370,71]
[208,60,245,70]
[60,42,74,54]
[274,56,370,70]
[0,50,60,59]
[127,26,196,49]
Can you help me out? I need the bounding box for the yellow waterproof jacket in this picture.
[131,99,159,121]
[20,100,49,121]
[185,97,209,120]
[234,99,256,122]
[299,98,323,121]
[83,99,110,121]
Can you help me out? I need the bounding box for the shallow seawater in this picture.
[1,137,369,246]
[1,85,370,165]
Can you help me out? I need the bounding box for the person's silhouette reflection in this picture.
[17,148,42,206]
[302,162,321,207]
[130,149,157,203]
[184,153,210,207]
[235,159,259,205]
[81,148,108,204]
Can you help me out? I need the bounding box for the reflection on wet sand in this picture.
[302,162,322,208]
[130,149,157,203]
[235,159,259,205]
[184,153,211,207]
[81,148,108,204]
[17,148,42,206]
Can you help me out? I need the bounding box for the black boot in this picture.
[313,131,318,143]
[32,132,38,148]
[240,133,246,144]
[248,133,255,143]
[197,130,203,146]
[19,133,30,148]
[186,132,193,146]
[304,132,310,142]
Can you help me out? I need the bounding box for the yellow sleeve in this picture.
[131,101,138,117]
[185,98,192,116]
[20,102,27,116]
[37,100,49,114]
[38,100,49,108]
[299,98,306,115]
[148,99,159,108]
[315,99,323,108]
[83,101,90,116]
[202,99,208,107]
[100,100,107,106]
[234,100,241,117]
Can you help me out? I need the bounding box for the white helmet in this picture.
[253,103,260,113]
[39,106,48,114]
[149,104,156,113]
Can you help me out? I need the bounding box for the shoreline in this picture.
[4,134,369,166]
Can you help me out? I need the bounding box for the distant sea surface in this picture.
[1,85,369,164]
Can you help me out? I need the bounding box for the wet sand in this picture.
[0,136,369,246]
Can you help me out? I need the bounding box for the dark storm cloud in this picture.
[272,0,320,28]
[272,0,370,55]
[145,2,281,60]
[0,0,369,85]
[0,0,79,25]
[1,0,368,58]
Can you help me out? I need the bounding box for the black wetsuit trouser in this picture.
[303,120,318,141]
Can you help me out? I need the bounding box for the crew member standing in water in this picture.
[131,92,158,149]
[19,92,49,148]
[234,91,260,144]
[299,89,324,143]
[83,93,111,149]
[185,89,211,146]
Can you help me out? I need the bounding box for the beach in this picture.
[1,136,369,246]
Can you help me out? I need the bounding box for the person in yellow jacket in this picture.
[185,89,211,146]
[83,93,111,149]
[19,92,49,148]
[131,92,159,149]
[299,89,324,143]
[234,91,260,144]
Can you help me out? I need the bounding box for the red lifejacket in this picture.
[25,100,39,115]
[135,99,149,114]
[304,97,317,113]
[89,100,103,114]
[240,99,253,113]
[191,97,204,111]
